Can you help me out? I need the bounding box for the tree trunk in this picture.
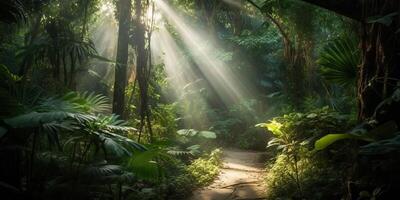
[134,0,153,142]
[296,0,400,120]
[112,0,131,117]
[357,0,400,121]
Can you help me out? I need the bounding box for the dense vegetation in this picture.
[1,0,400,199]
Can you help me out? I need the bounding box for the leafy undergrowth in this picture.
[167,148,223,199]
[259,107,355,199]
[187,148,223,186]
[130,148,223,200]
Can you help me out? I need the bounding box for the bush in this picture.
[265,154,344,200]
[165,148,223,199]
[259,107,354,199]
[187,148,223,186]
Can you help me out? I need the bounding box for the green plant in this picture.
[187,148,222,186]
[167,129,217,159]
[314,88,400,151]
[258,107,354,199]
[0,67,149,199]
[0,0,26,23]
[318,36,360,88]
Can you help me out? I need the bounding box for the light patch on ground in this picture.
[190,149,267,200]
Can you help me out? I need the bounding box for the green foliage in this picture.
[0,65,149,199]
[126,148,172,181]
[0,0,26,23]
[258,106,353,141]
[265,154,343,200]
[187,148,222,186]
[312,119,397,150]
[259,107,354,199]
[318,36,360,88]
[361,135,400,155]
[314,133,356,151]
[149,103,178,140]
[177,129,216,139]
[168,128,217,159]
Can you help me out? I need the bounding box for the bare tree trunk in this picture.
[113,0,132,117]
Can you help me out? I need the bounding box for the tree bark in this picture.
[113,0,132,117]
[357,0,400,121]
[290,0,400,120]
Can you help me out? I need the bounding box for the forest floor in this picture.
[190,149,268,200]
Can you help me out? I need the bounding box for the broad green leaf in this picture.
[198,131,217,139]
[177,129,197,137]
[4,111,68,128]
[314,134,354,151]
[264,120,283,136]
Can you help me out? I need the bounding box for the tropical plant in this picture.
[0,0,26,23]
[318,36,360,88]
[314,88,400,151]
[0,66,149,199]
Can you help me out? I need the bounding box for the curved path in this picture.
[190,149,267,200]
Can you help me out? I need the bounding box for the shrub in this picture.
[187,148,223,186]
[259,107,354,199]
[165,148,223,199]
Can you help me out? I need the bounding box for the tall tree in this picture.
[248,0,314,108]
[113,0,132,116]
[134,0,154,142]
[296,0,400,121]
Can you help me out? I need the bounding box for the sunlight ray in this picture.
[151,23,213,128]
[154,0,256,106]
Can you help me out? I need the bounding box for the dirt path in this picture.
[190,149,267,200]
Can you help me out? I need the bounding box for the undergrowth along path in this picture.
[190,148,268,200]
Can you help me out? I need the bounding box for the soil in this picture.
[190,148,268,200]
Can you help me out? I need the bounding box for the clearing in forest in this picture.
[190,149,267,200]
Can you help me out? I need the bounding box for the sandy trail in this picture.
[190,149,267,200]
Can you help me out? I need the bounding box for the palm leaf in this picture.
[318,37,360,88]
[0,0,26,24]
[127,149,172,181]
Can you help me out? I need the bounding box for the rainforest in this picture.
[1,0,400,200]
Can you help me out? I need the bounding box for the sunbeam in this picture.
[154,0,256,106]
[77,0,118,92]
[151,23,213,128]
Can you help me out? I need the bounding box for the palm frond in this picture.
[82,164,123,179]
[3,111,68,129]
[69,92,111,113]
[100,135,131,157]
[318,37,360,88]
[0,0,27,24]
[127,149,172,181]
[37,92,111,114]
